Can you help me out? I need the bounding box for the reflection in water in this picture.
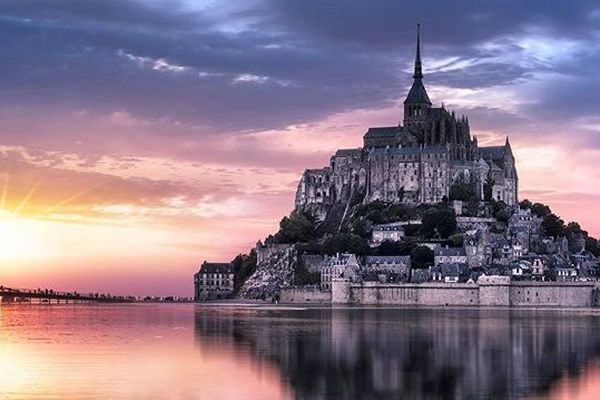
[0,304,291,400]
[2,304,600,399]
[194,307,600,399]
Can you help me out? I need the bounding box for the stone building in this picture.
[371,223,406,245]
[295,25,518,218]
[321,253,361,291]
[434,246,467,266]
[194,261,235,301]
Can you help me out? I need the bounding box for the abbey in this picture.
[295,26,518,218]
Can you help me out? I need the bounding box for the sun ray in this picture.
[43,184,101,214]
[0,169,8,212]
[13,180,42,216]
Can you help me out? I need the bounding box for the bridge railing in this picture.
[0,286,137,301]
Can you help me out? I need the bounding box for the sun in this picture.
[0,210,50,263]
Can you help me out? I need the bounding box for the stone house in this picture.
[556,267,578,282]
[321,253,361,291]
[531,258,546,280]
[365,255,411,282]
[411,268,431,283]
[371,223,406,245]
[194,262,235,302]
[431,263,470,283]
[434,246,467,266]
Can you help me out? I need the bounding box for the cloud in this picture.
[1,0,600,294]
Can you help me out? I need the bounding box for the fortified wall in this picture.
[282,276,600,308]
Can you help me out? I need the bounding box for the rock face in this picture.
[238,243,297,300]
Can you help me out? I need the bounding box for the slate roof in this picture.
[439,263,470,277]
[373,223,405,232]
[404,78,432,105]
[479,146,507,160]
[428,107,451,119]
[364,126,398,139]
[366,255,411,265]
[334,148,362,157]
[198,262,234,275]
[370,145,449,157]
[434,247,467,257]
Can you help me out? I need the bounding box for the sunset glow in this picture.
[0,1,599,296]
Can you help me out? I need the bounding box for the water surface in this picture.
[1,304,600,399]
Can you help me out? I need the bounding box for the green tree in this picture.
[565,222,586,236]
[350,218,371,240]
[519,199,533,209]
[531,203,552,218]
[323,233,370,256]
[411,246,434,269]
[232,250,258,294]
[585,237,600,257]
[447,233,464,248]
[449,182,476,202]
[421,206,457,239]
[275,213,315,243]
[376,240,407,256]
[483,172,495,202]
[294,262,320,285]
[542,213,565,238]
[494,207,512,223]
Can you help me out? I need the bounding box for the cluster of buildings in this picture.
[192,27,599,303]
[295,25,518,222]
[309,206,599,293]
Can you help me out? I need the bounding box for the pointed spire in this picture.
[414,23,423,79]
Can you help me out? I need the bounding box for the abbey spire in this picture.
[403,23,431,127]
[413,22,423,79]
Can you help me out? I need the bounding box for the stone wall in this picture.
[349,283,479,306]
[479,275,510,306]
[279,286,330,304]
[509,282,596,307]
[327,277,600,308]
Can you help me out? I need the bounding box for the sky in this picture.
[0,0,599,296]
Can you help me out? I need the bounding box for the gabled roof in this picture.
[439,263,470,276]
[364,126,398,139]
[334,148,362,157]
[434,247,466,257]
[366,255,411,264]
[198,262,234,275]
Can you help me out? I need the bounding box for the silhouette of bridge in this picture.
[0,285,136,304]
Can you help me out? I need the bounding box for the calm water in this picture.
[1,304,600,399]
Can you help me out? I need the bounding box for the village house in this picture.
[371,223,406,245]
[431,263,470,283]
[434,246,467,266]
[364,255,411,282]
[320,253,361,291]
[531,258,546,280]
[556,267,578,282]
[194,262,235,301]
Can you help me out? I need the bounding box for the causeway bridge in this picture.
[0,286,136,304]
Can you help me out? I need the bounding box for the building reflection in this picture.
[194,307,600,399]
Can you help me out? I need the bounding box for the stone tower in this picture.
[403,23,431,130]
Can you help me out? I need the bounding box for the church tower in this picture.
[403,23,431,129]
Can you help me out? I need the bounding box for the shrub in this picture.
[323,233,370,256]
[411,246,434,269]
[421,205,457,239]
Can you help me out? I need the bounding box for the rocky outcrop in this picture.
[238,244,297,300]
